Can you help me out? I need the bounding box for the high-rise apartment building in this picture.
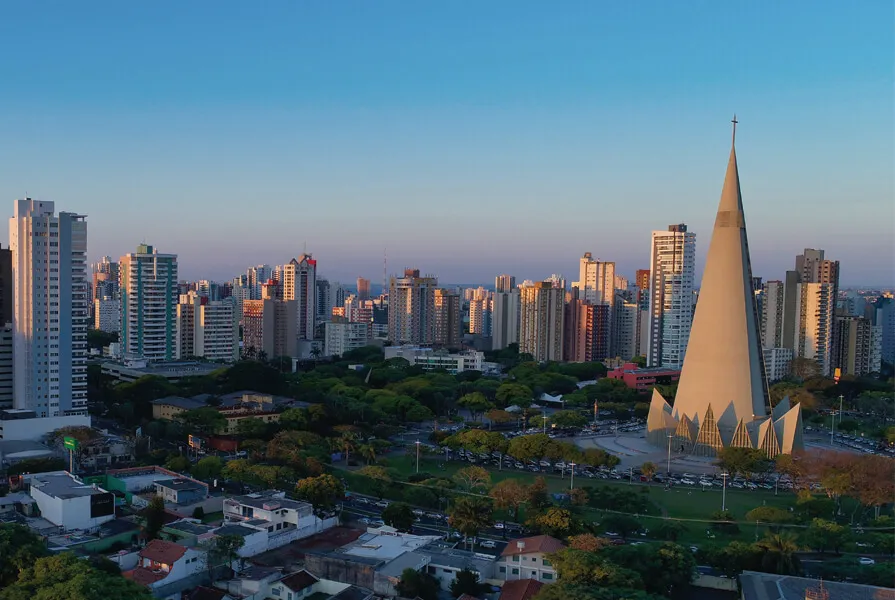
[10,199,88,417]
[635,269,650,290]
[573,253,616,356]
[519,281,564,361]
[282,254,316,340]
[876,298,895,365]
[246,265,273,300]
[646,224,696,369]
[177,292,238,363]
[613,297,641,361]
[433,288,462,347]
[242,281,297,359]
[324,320,370,358]
[469,295,491,336]
[315,278,332,324]
[94,297,121,332]
[120,244,178,362]
[0,325,11,410]
[491,289,520,350]
[833,316,881,377]
[0,245,11,325]
[761,280,785,349]
[91,256,119,301]
[792,282,836,376]
[388,269,437,345]
[614,275,629,291]
[495,274,516,293]
[357,277,371,301]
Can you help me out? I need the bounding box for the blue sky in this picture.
[0,2,891,286]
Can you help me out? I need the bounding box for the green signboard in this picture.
[63,436,79,451]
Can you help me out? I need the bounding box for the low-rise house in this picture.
[221,490,337,554]
[420,543,497,591]
[155,478,209,506]
[499,578,545,600]
[497,535,565,583]
[151,396,206,420]
[123,539,205,596]
[29,471,116,532]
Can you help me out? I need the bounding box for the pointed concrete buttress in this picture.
[672,119,769,431]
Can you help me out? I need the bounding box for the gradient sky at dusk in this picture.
[0,2,892,286]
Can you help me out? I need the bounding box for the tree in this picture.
[716,447,771,478]
[192,456,223,481]
[395,568,439,600]
[336,430,360,464]
[567,533,610,552]
[485,408,514,429]
[142,495,167,540]
[802,518,851,554]
[640,461,657,483]
[605,542,696,596]
[507,433,550,461]
[745,506,793,524]
[0,524,48,588]
[449,568,490,598]
[0,552,152,600]
[448,497,493,548]
[774,453,807,490]
[652,520,686,542]
[790,357,820,380]
[755,532,802,575]
[381,502,416,532]
[531,507,575,537]
[547,548,642,588]
[165,455,191,473]
[452,465,492,492]
[495,383,533,406]
[490,479,527,521]
[457,392,494,422]
[356,465,392,499]
[234,417,268,439]
[704,541,763,578]
[526,476,551,511]
[550,410,587,429]
[177,407,226,436]
[600,514,642,540]
[294,474,345,516]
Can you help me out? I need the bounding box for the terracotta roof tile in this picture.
[279,569,319,592]
[138,539,187,564]
[500,535,566,557]
[499,579,545,600]
[123,566,168,586]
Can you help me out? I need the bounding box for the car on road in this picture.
[859,557,876,566]
[480,540,497,549]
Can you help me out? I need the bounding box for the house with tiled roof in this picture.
[499,578,545,600]
[123,539,205,592]
[269,569,319,598]
[497,535,565,583]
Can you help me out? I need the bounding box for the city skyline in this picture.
[1,3,892,286]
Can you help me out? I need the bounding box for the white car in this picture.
[859,557,876,566]
[480,540,497,549]
[494,522,505,529]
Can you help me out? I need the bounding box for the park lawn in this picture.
[381,455,797,521]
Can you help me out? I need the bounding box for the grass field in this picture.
[383,453,793,521]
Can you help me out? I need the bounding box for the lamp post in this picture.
[666,433,673,475]
[570,462,576,490]
[830,410,836,446]
[721,471,729,512]
[629,467,633,485]
[593,400,598,427]
[415,440,421,474]
[542,415,548,435]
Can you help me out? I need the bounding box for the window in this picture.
[499,567,506,573]
[511,568,519,575]
[542,573,553,580]
[531,571,536,577]
[531,558,537,564]
[272,589,281,597]
[542,559,552,567]
[512,555,519,562]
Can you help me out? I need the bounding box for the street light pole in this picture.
[570,462,575,490]
[593,400,598,427]
[415,440,421,474]
[830,410,836,446]
[721,471,729,512]
[666,434,673,475]
[838,395,844,429]
[542,415,547,435]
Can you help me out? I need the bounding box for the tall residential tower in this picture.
[646,224,696,369]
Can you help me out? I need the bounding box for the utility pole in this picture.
[415,440,421,474]
[542,415,548,435]
[666,434,673,475]
[838,395,844,429]
[593,400,598,427]
[570,462,575,490]
[721,471,729,512]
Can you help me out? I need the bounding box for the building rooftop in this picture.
[342,528,439,561]
[139,539,188,564]
[378,551,429,579]
[155,478,206,493]
[419,544,496,571]
[150,396,206,410]
[165,519,216,536]
[227,491,310,513]
[214,524,260,538]
[499,578,544,600]
[30,472,108,499]
[237,565,282,581]
[279,570,319,593]
[500,535,565,557]
[739,571,895,600]
[330,586,373,600]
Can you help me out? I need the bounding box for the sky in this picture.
[0,2,892,287]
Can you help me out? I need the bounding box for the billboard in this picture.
[90,492,115,519]
[188,434,203,449]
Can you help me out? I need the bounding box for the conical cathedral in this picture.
[646,119,803,456]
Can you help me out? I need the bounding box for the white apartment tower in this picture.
[761,280,785,349]
[573,253,615,305]
[120,244,178,362]
[647,224,696,369]
[388,269,437,345]
[176,292,239,363]
[282,254,316,340]
[10,199,89,417]
[519,281,564,361]
[792,282,835,376]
